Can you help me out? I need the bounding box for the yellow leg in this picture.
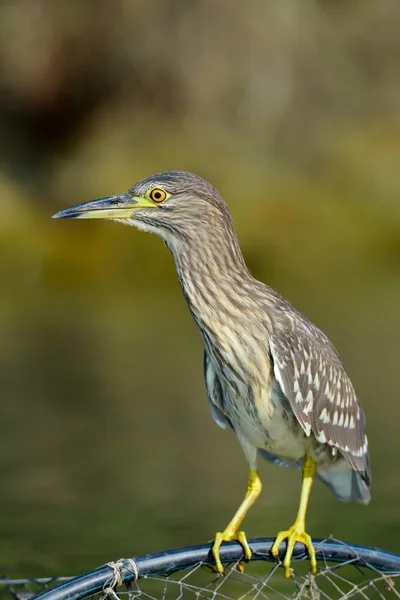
[271,456,317,578]
[212,469,262,573]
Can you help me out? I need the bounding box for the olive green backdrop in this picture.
[0,0,399,577]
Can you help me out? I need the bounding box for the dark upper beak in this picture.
[52,192,157,220]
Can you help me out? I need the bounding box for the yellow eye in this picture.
[149,188,167,203]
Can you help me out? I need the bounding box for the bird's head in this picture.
[52,171,233,246]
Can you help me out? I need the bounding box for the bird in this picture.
[52,171,370,578]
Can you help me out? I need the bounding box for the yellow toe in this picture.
[212,532,225,573]
[271,526,316,578]
[212,529,252,573]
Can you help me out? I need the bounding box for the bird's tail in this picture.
[317,461,371,505]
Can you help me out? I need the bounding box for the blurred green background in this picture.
[0,0,400,578]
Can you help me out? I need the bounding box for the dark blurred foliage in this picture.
[0,0,400,579]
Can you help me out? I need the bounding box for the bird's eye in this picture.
[149,188,167,203]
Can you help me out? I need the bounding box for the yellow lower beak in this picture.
[52,193,157,220]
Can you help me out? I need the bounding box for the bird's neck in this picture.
[166,227,252,331]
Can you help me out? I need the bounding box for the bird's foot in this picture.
[271,523,317,578]
[212,528,252,574]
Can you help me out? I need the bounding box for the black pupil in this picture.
[154,191,162,199]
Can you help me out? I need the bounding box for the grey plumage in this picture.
[132,171,370,504]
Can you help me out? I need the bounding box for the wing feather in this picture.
[204,352,232,430]
[270,316,370,486]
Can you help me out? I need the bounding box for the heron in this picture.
[53,171,370,577]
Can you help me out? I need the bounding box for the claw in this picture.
[212,530,252,573]
[271,525,317,578]
[271,456,317,577]
[211,470,262,573]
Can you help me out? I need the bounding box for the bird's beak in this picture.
[52,193,157,220]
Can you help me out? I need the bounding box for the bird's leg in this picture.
[271,456,317,578]
[212,469,262,573]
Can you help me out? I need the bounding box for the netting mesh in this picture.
[1,542,399,600]
[118,558,399,600]
[0,578,71,600]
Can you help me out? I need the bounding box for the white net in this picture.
[118,556,399,600]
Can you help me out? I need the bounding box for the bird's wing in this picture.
[270,315,370,484]
[204,352,232,430]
